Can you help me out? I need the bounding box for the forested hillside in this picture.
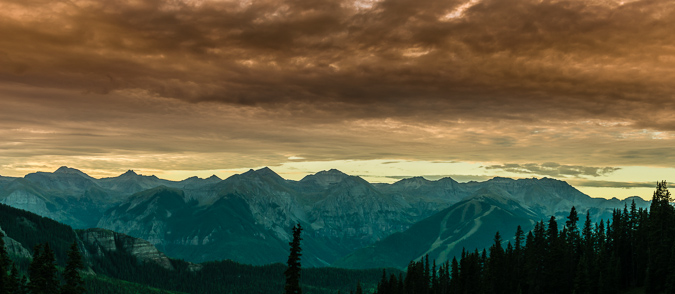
[374,181,675,294]
[0,202,396,294]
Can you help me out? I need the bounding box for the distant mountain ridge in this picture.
[0,166,650,267]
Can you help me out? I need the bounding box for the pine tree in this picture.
[646,181,675,293]
[449,257,459,294]
[28,243,59,294]
[61,242,85,294]
[285,223,303,294]
[486,231,505,294]
[7,265,18,294]
[28,244,44,294]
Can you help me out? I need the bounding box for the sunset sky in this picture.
[1,0,674,199]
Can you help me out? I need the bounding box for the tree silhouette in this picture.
[28,243,59,294]
[285,223,303,294]
[61,242,85,294]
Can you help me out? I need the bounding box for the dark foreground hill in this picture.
[0,202,397,294]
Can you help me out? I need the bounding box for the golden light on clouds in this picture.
[1,0,675,199]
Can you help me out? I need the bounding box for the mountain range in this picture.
[0,166,650,268]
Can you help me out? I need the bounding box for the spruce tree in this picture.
[355,282,363,294]
[449,257,459,294]
[61,242,85,294]
[28,244,44,294]
[284,223,303,294]
[646,181,675,293]
[28,243,59,294]
[7,265,20,294]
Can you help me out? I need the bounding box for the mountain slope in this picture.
[0,202,394,294]
[0,166,651,269]
[333,188,540,269]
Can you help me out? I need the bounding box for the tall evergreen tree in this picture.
[449,257,459,294]
[29,243,59,294]
[61,242,85,294]
[646,181,675,293]
[285,223,303,294]
[7,265,20,294]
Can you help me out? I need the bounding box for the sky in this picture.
[1,0,675,200]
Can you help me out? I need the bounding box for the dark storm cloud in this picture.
[483,162,621,177]
[1,0,675,125]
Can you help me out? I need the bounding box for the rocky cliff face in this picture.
[79,228,176,270]
[0,202,200,275]
[0,226,31,259]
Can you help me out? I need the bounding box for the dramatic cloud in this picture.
[1,0,674,197]
[484,162,621,177]
[1,0,675,125]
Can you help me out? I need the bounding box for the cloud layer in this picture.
[1,0,675,185]
[484,162,621,178]
[2,0,675,123]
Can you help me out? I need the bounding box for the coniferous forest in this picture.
[375,181,675,294]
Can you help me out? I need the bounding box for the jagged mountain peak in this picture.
[241,167,283,180]
[486,176,516,183]
[120,170,139,177]
[25,166,94,181]
[314,169,348,177]
[299,169,350,188]
[54,166,89,176]
[392,176,431,188]
[401,176,430,182]
[206,175,221,181]
[437,177,459,183]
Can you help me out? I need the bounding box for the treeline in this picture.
[376,181,675,294]
[0,202,392,294]
[86,255,389,294]
[0,203,76,267]
[0,235,85,294]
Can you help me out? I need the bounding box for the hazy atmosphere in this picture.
[2,0,675,199]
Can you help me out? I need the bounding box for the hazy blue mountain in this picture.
[460,177,650,221]
[0,175,18,184]
[0,166,651,268]
[98,169,421,266]
[377,176,469,215]
[177,174,222,189]
[0,167,222,228]
[332,187,540,269]
[98,185,291,265]
[0,175,108,228]
[96,170,179,195]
